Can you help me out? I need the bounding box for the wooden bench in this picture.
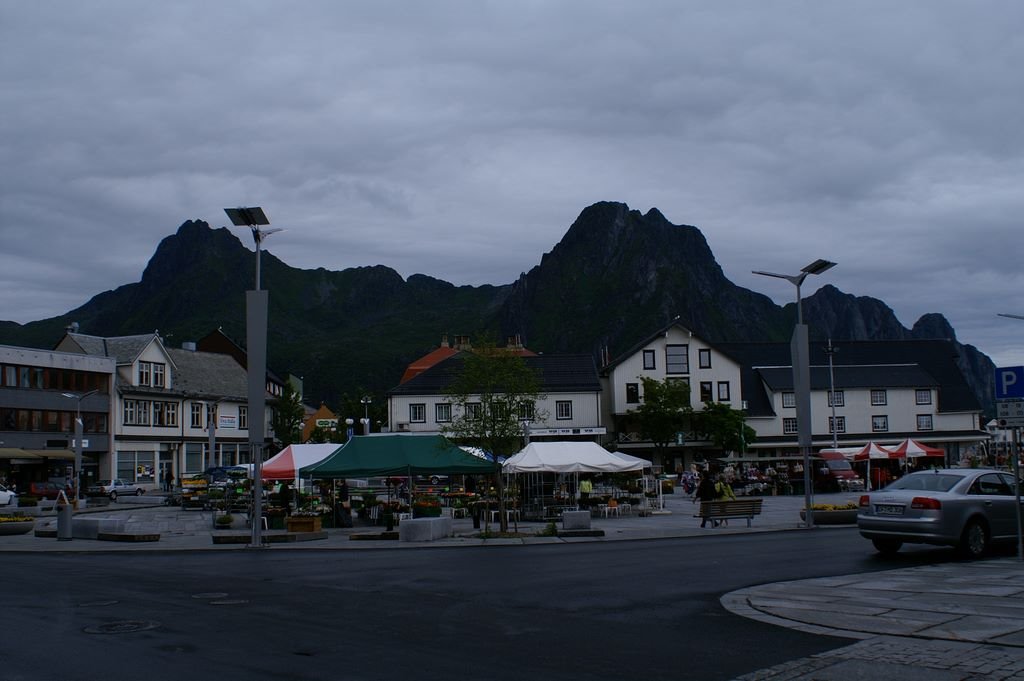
[695,498,764,527]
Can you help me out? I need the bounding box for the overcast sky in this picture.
[2,2,1022,368]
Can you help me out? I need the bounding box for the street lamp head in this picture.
[801,259,837,276]
[224,206,270,227]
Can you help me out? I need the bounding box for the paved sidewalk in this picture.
[0,489,835,552]
[723,559,1024,679]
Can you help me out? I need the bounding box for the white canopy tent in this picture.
[503,442,652,473]
[503,442,658,517]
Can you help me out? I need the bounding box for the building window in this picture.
[915,389,932,405]
[410,404,426,423]
[207,404,218,430]
[238,406,248,430]
[153,401,178,427]
[642,349,656,370]
[717,381,731,402]
[138,362,151,387]
[870,389,887,406]
[152,363,166,388]
[665,344,689,374]
[518,402,535,420]
[699,381,713,403]
[782,392,796,408]
[626,383,640,404]
[698,348,711,369]
[556,400,573,420]
[123,399,151,426]
[190,403,203,428]
[783,418,798,435]
[828,390,844,407]
[917,414,933,431]
[872,415,888,432]
[435,403,452,423]
[828,416,846,434]
[465,403,481,420]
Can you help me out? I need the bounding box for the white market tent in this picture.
[503,442,657,518]
[503,441,652,473]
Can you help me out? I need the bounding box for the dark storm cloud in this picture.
[1,1,1022,366]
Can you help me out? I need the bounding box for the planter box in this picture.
[286,516,322,533]
[413,506,442,518]
[0,521,34,536]
[800,509,858,525]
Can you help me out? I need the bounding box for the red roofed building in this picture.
[400,334,536,384]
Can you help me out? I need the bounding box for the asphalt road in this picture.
[5,528,968,681]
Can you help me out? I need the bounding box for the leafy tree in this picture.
[631,377,692,453]
[692,401,756,454]
[271,381,305,449]
[334,389,384,435]
[306,425,330,444]
[443,340,543,532]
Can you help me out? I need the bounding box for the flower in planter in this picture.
[807,503,858,511]
[0,515,31,523]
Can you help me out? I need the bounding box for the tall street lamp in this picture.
[61,389,99,508]
[753,258,836,529]
[360,396,372,435]
[824,339,839,449]
[206,397,229,472]
[225,206,282,548]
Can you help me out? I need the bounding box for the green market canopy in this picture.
[299,434,496,479]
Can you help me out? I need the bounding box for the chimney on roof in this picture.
[454,334,471,350]
[66,321,79,333]
[441,334,449,348]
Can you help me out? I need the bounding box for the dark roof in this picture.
[64,332,166,366]
[167,348,248,399]
[716,340,980,418]
[757,365,938,391]
[387,352,600,396]
[602,317,703,372]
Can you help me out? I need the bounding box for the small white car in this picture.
[0,483,16,506]
[87,479,144,501]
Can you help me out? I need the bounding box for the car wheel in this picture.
[136,488,144,496]
[959,518,988,559]
[109,491,117,501]
[871,537,902,555]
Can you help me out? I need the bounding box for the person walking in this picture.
[695,474,717,528]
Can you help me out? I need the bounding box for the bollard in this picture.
[57,503,73,541]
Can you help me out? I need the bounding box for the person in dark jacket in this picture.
[695,474,718,528]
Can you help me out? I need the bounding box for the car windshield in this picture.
[886,472,964,492]
[826,460,852,471]
[96,480,111,486]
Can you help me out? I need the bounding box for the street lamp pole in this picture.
[360,396,372,435]
[61,389,99,508]
[225,206,282,549]
[753,259,836,529]
[825,339,839,449]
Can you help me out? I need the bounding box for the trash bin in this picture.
[57,503,73,541]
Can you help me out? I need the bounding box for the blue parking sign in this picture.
[995,366,1024,399]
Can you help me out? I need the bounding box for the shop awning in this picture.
[0,448,76,460]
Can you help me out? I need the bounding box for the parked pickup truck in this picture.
[86,479,144,501]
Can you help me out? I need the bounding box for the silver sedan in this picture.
[857,468,1024,558]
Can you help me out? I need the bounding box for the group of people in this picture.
[692,469,736,528]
